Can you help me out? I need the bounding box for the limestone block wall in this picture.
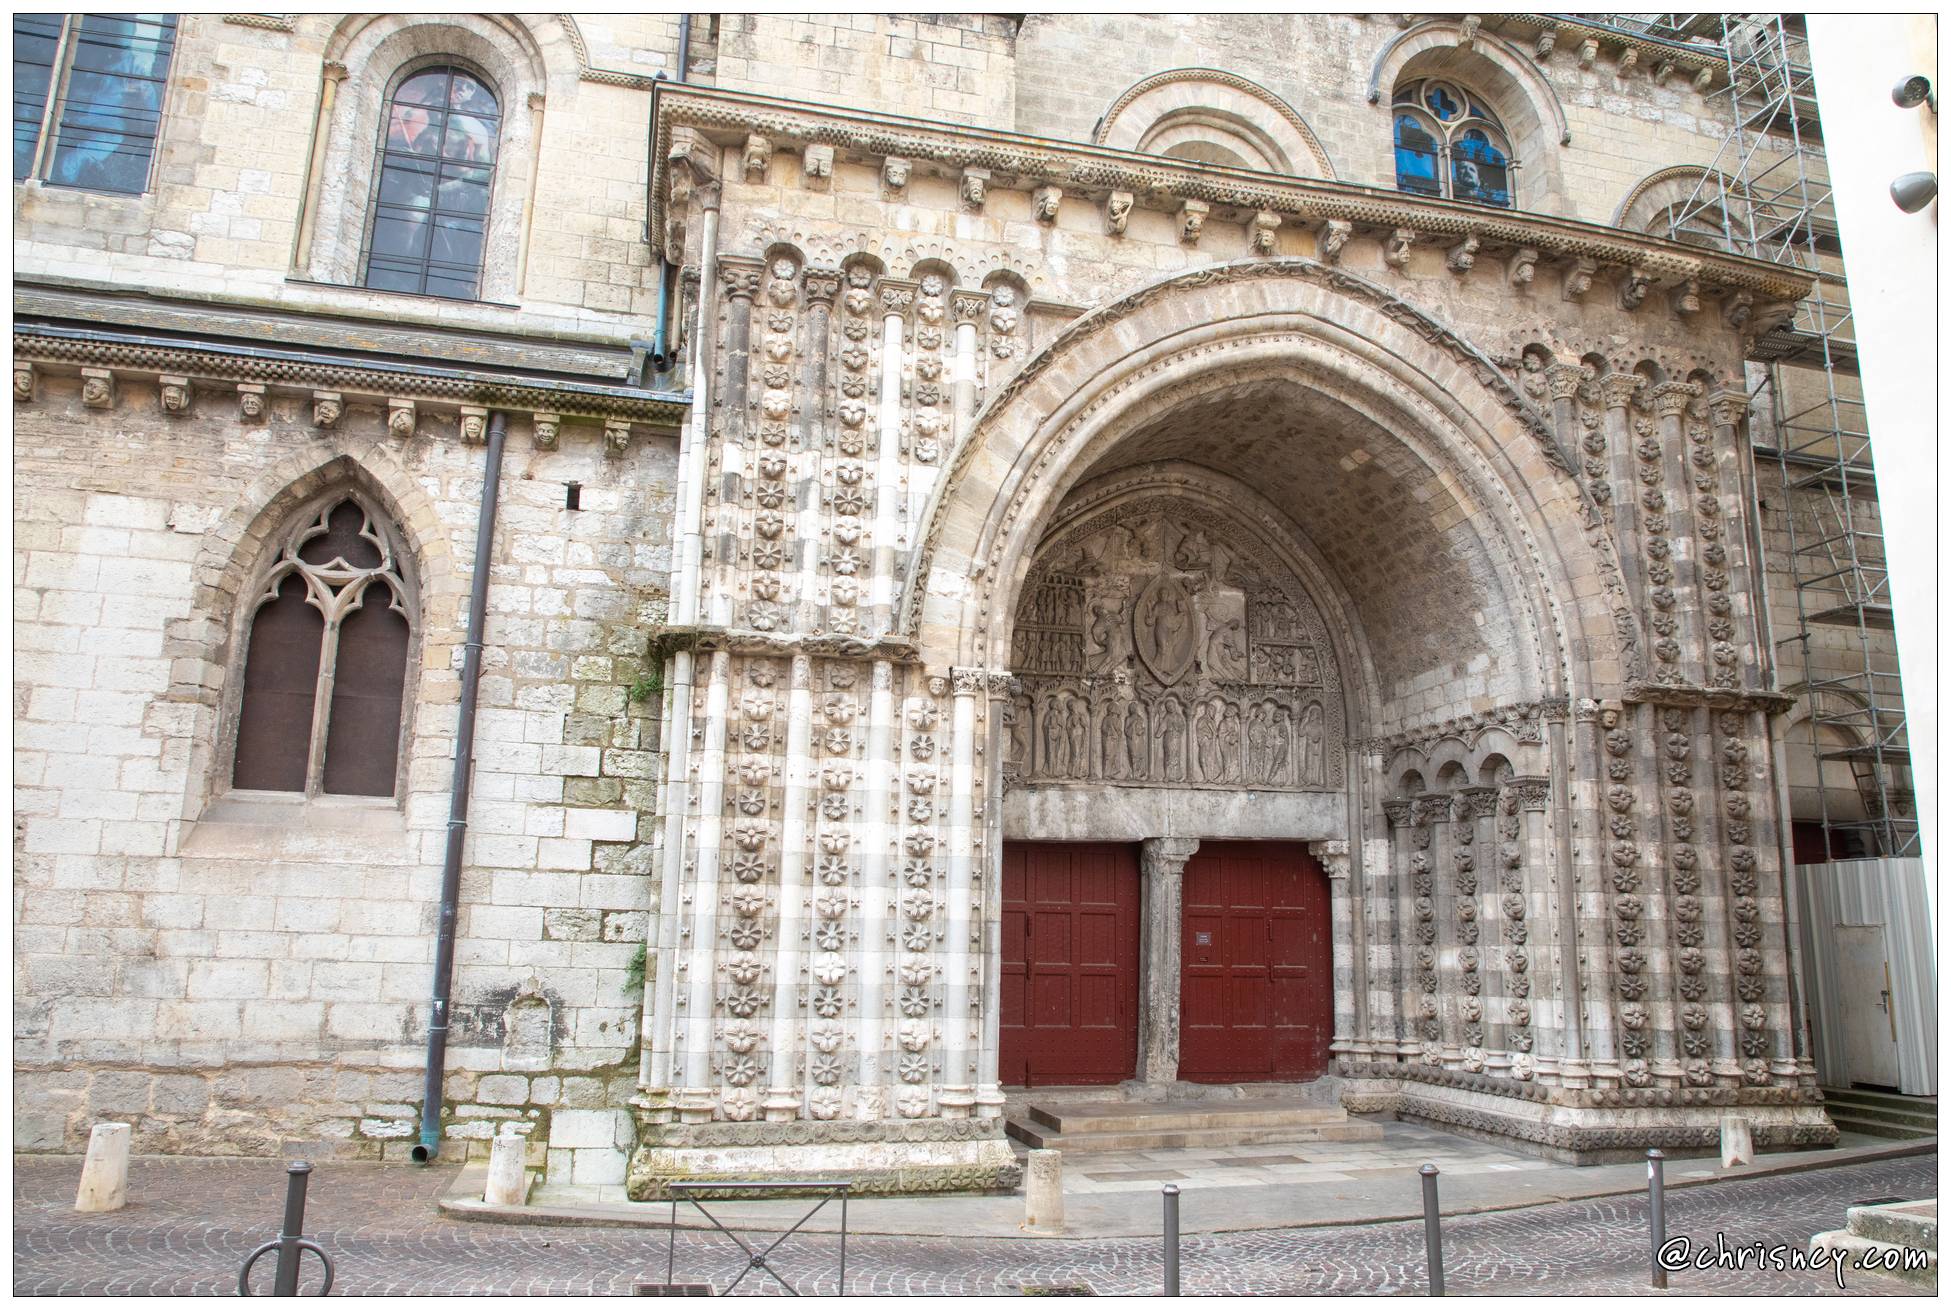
[13,370,675,1174]
[712,15,1019,129]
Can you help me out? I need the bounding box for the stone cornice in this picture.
[670,624,921,663]
[1622,683,1797,715]
[649,83,1812,306]
[12,331,689,426]
[1486,15,1729,83]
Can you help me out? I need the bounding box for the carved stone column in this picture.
[1311,838,1362,1057]
[940,666,984,1115]
[869,281,913,634]
[1137,837,1200,1083]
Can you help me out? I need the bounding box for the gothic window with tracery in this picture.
[1392,78,1514,209]
[361,63,499,298]
[232,497,414,797]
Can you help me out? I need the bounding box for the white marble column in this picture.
[1137,837,1200,1084]
[940,667,982,1115]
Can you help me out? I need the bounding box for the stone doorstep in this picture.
[1005,1119,1385,1153]
[433,1139,1941,1241]
[1025,1097,1353,1135]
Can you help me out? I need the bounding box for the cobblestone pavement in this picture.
[14,1152,1934,1295]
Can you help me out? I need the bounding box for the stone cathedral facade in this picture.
[15,14,1844,1194]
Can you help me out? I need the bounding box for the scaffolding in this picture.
[1657,14,1917,858]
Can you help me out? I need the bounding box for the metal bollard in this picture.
[238,1161,335,1296]
[1647,1149,1667,1290]
[1163,1183,1180,1296]
[1420,1163,1444,1296]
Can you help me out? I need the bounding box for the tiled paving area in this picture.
[1057,1121,1555,1194]
[13,1149,1936,1295]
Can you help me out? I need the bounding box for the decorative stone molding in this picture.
[1308,839,1352,879]
[12,332,687,426]
[1508,246,1539,288]
[1446,233,1480,274]
[1319,219,1351,264]
[648,84,1811,305]
[743,133,772,180]
[1093,66,1337,180]
[1561,257,1597,302]
[1384,228,1415,268]
[1249,208,1281,255]
[13,360,33,402]
[311,390,342,430]
[236,382,266,421]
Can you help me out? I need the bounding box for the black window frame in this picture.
[14,13,178,195]
[357,61,502,302]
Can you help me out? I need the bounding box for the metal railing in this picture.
[654,1180,850,1296]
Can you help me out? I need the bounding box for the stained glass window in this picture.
[362,65,500,299]
[1391,79,1515,210]
[15,14,177,193]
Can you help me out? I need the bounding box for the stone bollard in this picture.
[75,1122,132,1213]
[1023,1148,1064,1233]
[484,1125,533,1207]
[1720,1114,1754,1168]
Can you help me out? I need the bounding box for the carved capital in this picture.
[1309,838,1353,880]
[802,268,842,306]
[1544,362,1584,401]
[1383,799,1415,828]
[879,281,915,315]
[1599,373,1644,411]
[1706,391,1749,429]
[984,671,1018,702]
[720,256,763,301]
[1140,837,1200,880]
[1512,776,1552,811]
[1648,380,1702,419]
[1455,785,1499,821]
[950,666,984,697]
[951,293,986,325]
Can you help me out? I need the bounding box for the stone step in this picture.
[1026,1097,1351,1136]
[1826,1112,1938,1141]
[1006,1115,1384,1154]
[1809,1230,1938,1290]
[1848,1198,1938,1250]
[1823,1094,1937,1125]
[1822,1085,1938,1113]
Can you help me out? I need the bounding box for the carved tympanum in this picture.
[1006,497,1342,791]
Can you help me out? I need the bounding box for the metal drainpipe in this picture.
[646,15,693,376]
[413,409,509,1163]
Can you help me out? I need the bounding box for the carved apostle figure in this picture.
[1007,695,1030,768]
[1247,701,1272,780]
[1098,701,1126,780]
[1065,698,1088,777]
[1160,699,1187,783]
[1219,703,1244,783]
[1299,701,1325,787]
[1124,700,1149,781]
[1270,701,1293,784]
[1042,700,1067,776]
[1193,698,1225,782]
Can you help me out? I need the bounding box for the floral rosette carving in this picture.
[1688,402,1741,687]
[1599,706,1653,1073]
[748,257,800,630]
[891,684,946,1111]
[719,664,781,1106]
[1630,410,1684,685]
[906,273,951,465]
[1497,784,1535,1055]
[1400,801,1441,1042]
[1717,710,1769,1074]
[1452,793,1485,1048]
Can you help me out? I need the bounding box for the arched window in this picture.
[360,64,500,299]
[233,497,414,798]
[1392,78,1514,208]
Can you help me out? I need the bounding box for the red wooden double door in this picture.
[1000,841,1331,1086]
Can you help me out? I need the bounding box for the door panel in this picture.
[1838,923,1902,1089]
[1001,842,1140,1086]
[1179,841,1331,1082]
